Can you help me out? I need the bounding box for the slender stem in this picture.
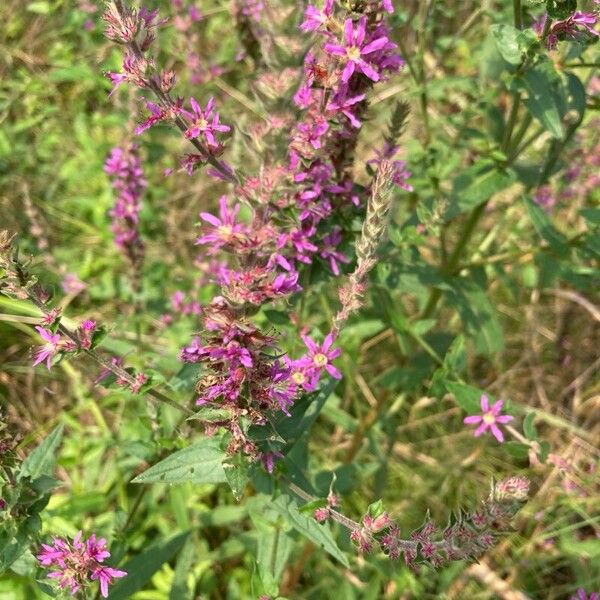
[111,1,239,185]
[26,292,194,417]
[513,0,522,30]
[420,202,487,319]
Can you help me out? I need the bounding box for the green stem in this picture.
[513,0,522,29]
[420,202,488,319]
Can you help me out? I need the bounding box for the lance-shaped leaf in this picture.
[132,438,227,484]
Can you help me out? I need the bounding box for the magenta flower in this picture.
[33,326,61,370]
[37,531,126,598]
[324,17,388,82]
[91,566,128,598]
[184,97,230,147]
[535,12,599,50]
[326,90,366,128]
[195,196,246,252]
[300,0,333,32]
[571,590,599,600]
[301,331,342,382]
[319,227,349,276]
[463,394,514,443]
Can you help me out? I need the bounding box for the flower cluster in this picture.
[37,531,126,598]
[104,143,146,268]
[534,9,599,50]
[103,3,232,177]
[32,320,97,370]
[180,297,297,455]
[349,476,530,568]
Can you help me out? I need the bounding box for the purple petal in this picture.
[490,424,504,443]
[322,332,334,352]
[474,422,488,437]
[301,335,318,354]
[480,394,490,411]
[361,37,388,55]
[341,60,356,83]
[464,415,482,424]
[200,212,221,227]
[343,18,353,45]
[324,43,346,56]
[356,59,379,81]
[325,364,342,379]
[496,415,514,424]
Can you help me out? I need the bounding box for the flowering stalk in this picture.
[0,231,193,417]
[104,143,146,275]
[289,475,530,568]
[332,160,395,334]
[103,0,238,183]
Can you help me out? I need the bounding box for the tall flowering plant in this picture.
[4,0,600,596]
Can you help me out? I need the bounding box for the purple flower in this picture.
[536,12,599,50]
[326,90,366,128]
[533,185,556,211]
[571,590,599,600]
[319,227,349,275]
[33,326,61,370]
[381,0,393,13]
[184,97,230,147]
[301,331,342,382]
[300,0,333,32]
[463,394,514,443]
[91,566,128,598]
[195,196,246,252]
[324,17,388,82]
[105,144,146,265]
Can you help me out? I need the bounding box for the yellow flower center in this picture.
[483,413,495,424]
[313,353,328,367]
[218,225,233,238]
[197,118,208,130]
[346,46,361,61]
[292,371,306,384]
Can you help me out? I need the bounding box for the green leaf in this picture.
[223,455,249,501]
[270,495,349,567]
[523,412,537,441]
[523,196,568,254]
[491,25,523,65]
[446,381,483,414]
[18,424,64,482]
[446,279,504,355]
[169,538,195,600]
[272,379,338,451]
[131,438,227,484]
[579,208,600,226]
[256,527,293,596]
[444,335,466,374]
[446,160,516,219]
[187,406,232,423]
[503,441,530,459]
[519,65,564,139]
[108,532,190,600]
